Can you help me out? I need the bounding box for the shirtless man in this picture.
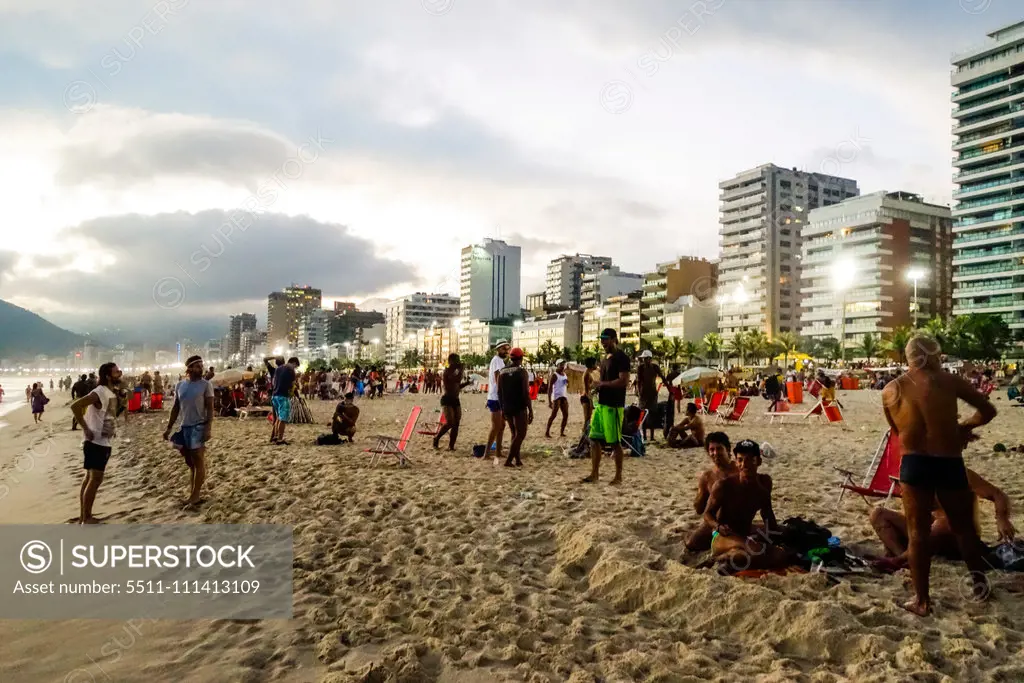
[635,350,663,442]
[331,392,359,442]
[686,431,737,552]
[667,402,705,449]
[498,348,533,468]
[703,440,790,572]
[434,353,472,450]
[870,468,1015,570]
[882,335,997,616]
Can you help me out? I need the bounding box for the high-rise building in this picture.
[546,254,613,311]
[951,22,1024,332]
[239,329,267,365]
[204,339,222,363]
[580,267,644,310]
[329,308,386,344]
[512,311,582,356]
[267,285,322,348]
[582,292,643,347]
[800,191,953,348]
[297,309,332,357]
[525,292,547,315]
[333,301,357,314]
[384,293,460,365]
[457,319,514,358]
[460,239,521,321]
[640,257,718,345]
[227,313,257,356]
[663,296,719,343]
[718,164,859,339]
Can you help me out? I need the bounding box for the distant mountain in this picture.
[0,299,89,360]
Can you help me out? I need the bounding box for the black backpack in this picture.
[778,517,832,552]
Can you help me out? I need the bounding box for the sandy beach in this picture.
[2,387,1024,682]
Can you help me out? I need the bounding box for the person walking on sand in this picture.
[498,348,533,468]
[883,334,997,616]
[163,355,214,508]
[69,362,122,524]
[30,383,48,423]
[434,353,472,451]
[584,328,630,485]
[545,359,570,438]
[485,341,511,463]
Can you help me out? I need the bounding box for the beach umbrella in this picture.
[673,366,719,386]
[209,369,254,387]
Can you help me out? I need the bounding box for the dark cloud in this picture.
[0,250,17,277]
[5,210,416,338]
[56,124,296,191]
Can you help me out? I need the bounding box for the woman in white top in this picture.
[545,360,571,438]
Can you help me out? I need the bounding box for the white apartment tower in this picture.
[718,164,859,339]
[460,239,522,321]
[546,254,613,310]
[384,293,460,365]
[951,22,1024,331]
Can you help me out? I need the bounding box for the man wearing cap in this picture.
[485,341,511,463]
[636,349,664,443]
[584,328,631,485]
[163,355,214,508]
[703,439,789,571]
[498,348,533,467]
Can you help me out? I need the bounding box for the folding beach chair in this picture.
[365,406,421,467]
[417,410,447,436]
[714,396,749,424]
[621,409,648,457]
[698,391,725,416]
[834,429,902,507]
[822,401,845,425]
[766,397,824,424]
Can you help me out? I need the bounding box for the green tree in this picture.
[922,317,948,349]
[400,349,423,369]
[680,340,700,367]
[745,330,770,366]
[727,332,748,366]
[536,339,562,365]
[775,331,800,368]
[884,326,915,364]
[620,342,637,361]
[658,338,674,363]
[702,332,723,368]
[857,333,880,365]
[964,313,1012,361]
[817,337,842,365]
[307,358,329,372]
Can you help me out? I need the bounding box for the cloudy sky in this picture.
[0,0,1020,341]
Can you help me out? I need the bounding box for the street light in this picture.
[832,258,856,365]
[906,267,926,327]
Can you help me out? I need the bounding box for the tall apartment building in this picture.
[297,309,332,357]
[227,313,257,356]
[640,257,718,345]
[546,254,613,310]
[951,22,1024,331]
[582,292,643,347]
[580,267,644,310]
[267,285,322,348]
[384,293,460,365]
[329,308,386,344]
[800,191,953,347]
[457,320,514,358]
[460,239,521,321]
[718,164,859,339]
[525,292,547,315]
[239,329,267,364]
[663,296,719,343]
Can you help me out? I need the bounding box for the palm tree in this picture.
[884,326,915,364]
[745,330,770,366]
[400,349,423,368]
[658,338,675,363]
[775,331,800,368]
[681,340,700,367]
[817,337,842,365]
[702,332,723,368]
[964,313,1012,361]
[669,337,686,365]
[727,332,748,366]
[537,340,561,365]
[857,333,880,365]
[620,342,637,361]
[922,317,947,349]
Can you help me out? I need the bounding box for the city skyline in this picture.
[0,2,1021,342]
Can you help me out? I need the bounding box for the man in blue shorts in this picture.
[584,328,631,485]
[267,356,299,445]
[485,340,510,463]
[163,355,214,507]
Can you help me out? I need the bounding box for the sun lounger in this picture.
[714,396,749,424]
[365,406,421,467]
[417,411,447,436]
[835,428,901,507]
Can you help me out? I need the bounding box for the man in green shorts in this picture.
[584,328,631,485]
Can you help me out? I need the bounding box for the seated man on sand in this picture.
[686,431,737,552]
[667,402,705,449]
[703,440,791,572]
[870,468,1016,571]
[331,392,359,442]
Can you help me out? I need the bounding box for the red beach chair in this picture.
[365,406,421,467]
[417,411,447,436]
[714,396,749,424]
[835,429,902,507]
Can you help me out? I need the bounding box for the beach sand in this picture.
[2,388,1024,682]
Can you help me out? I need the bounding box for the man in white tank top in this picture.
[69,362,123,524]
[546,360,570,438]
